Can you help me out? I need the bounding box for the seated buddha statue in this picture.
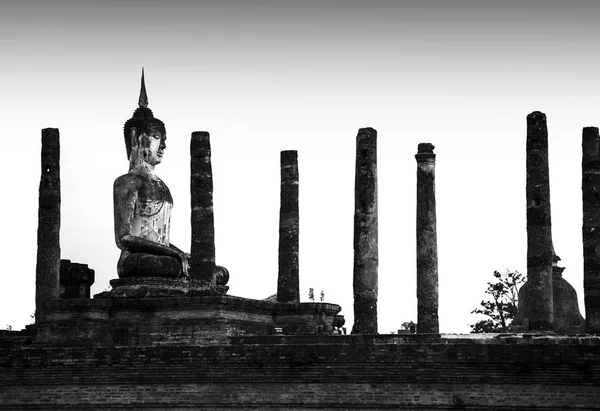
[113,71,189,279]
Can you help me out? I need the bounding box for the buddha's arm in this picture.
[120,235,183,259]
[167,243,190,277]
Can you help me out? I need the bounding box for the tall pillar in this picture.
[277,150,300,303]
[190,131,216,291]
[526,111,554,331]
[582,126,600,333]
[35,128,61,322]
[415,143,439,334]
[352,127,378,334]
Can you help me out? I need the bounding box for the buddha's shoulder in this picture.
[114,172,147,190]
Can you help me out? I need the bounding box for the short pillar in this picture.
[352,127,378,334]
[35,128,61,322]
[415,143,439,334]
[59,259,95,299]
[277,150,300,303]
[190,131,216,291]
[583,126,600,333]
[526,111,554,331]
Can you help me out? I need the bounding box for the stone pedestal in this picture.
[415,143,439,334]
[109,277,189,298]
[37,295,342,346]
[273,302,342,335]
[352,128,378,334]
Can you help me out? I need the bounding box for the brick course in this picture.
[1,334,599,409]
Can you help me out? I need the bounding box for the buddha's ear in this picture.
[129,127,138,148]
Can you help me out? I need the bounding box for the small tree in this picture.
[401,321,416,334]
[469,269,525,333]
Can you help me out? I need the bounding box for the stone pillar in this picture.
[415,143,439,334]
[35,128,61,322]
[582,126,600,333]
[526,111,554,331]
[277,150,300,303]
[352,127,378,334]
[190,131,216,291]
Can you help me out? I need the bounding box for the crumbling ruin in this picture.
[35,128,60,322]
[514,111,584,333]
[415,143,439,334]
[352,127,379,334]
[582,126,600,333]
[2,74,600,410]
[277,150,300,303]
[32,72,342,346]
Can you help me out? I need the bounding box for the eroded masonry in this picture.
[2,73,600,410]
[29,74,593,339]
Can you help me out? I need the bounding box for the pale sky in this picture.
[2,0,599,333]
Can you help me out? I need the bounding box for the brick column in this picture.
[35,128,61,322]
[526,111,554,331]
[583,126,600,333]
[277,150,300,303]
[352,128,378,334]
[415,143,439,334]
[190,131,216,292]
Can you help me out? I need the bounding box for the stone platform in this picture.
[109,277,189,298]
[34,294,342,346]
[2,334,599,410]
[107,276,230,298]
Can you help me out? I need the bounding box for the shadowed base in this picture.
[108,277,189,298]
[118,252,183,279]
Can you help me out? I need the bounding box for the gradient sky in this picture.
[2,0,600,333]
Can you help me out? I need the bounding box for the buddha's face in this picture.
[138,130,166,166]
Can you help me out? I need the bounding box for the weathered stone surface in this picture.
[583,126,600,333]
[35,295,342,345]
[190,131,217,292]
[36,128,61,322]
[273,302,341,334]
[114,72,188,281]
[109,277,188,298]
[118,252,181,278]
[415,143,439,334]
[59,259,95,299]
[524,111,554,331]
[551,263,585,334]
[214,265,230,286]
[352,128,378,334]
[3,335,600,409]
[332,314,346,330]
[277,150,300,303]
[515,253,585,334]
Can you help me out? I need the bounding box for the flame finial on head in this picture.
[123,69,165,159]
[139,67,148,108]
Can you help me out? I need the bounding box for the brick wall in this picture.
[1,334,599,409]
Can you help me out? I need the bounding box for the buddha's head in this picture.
[123,69,167,165]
